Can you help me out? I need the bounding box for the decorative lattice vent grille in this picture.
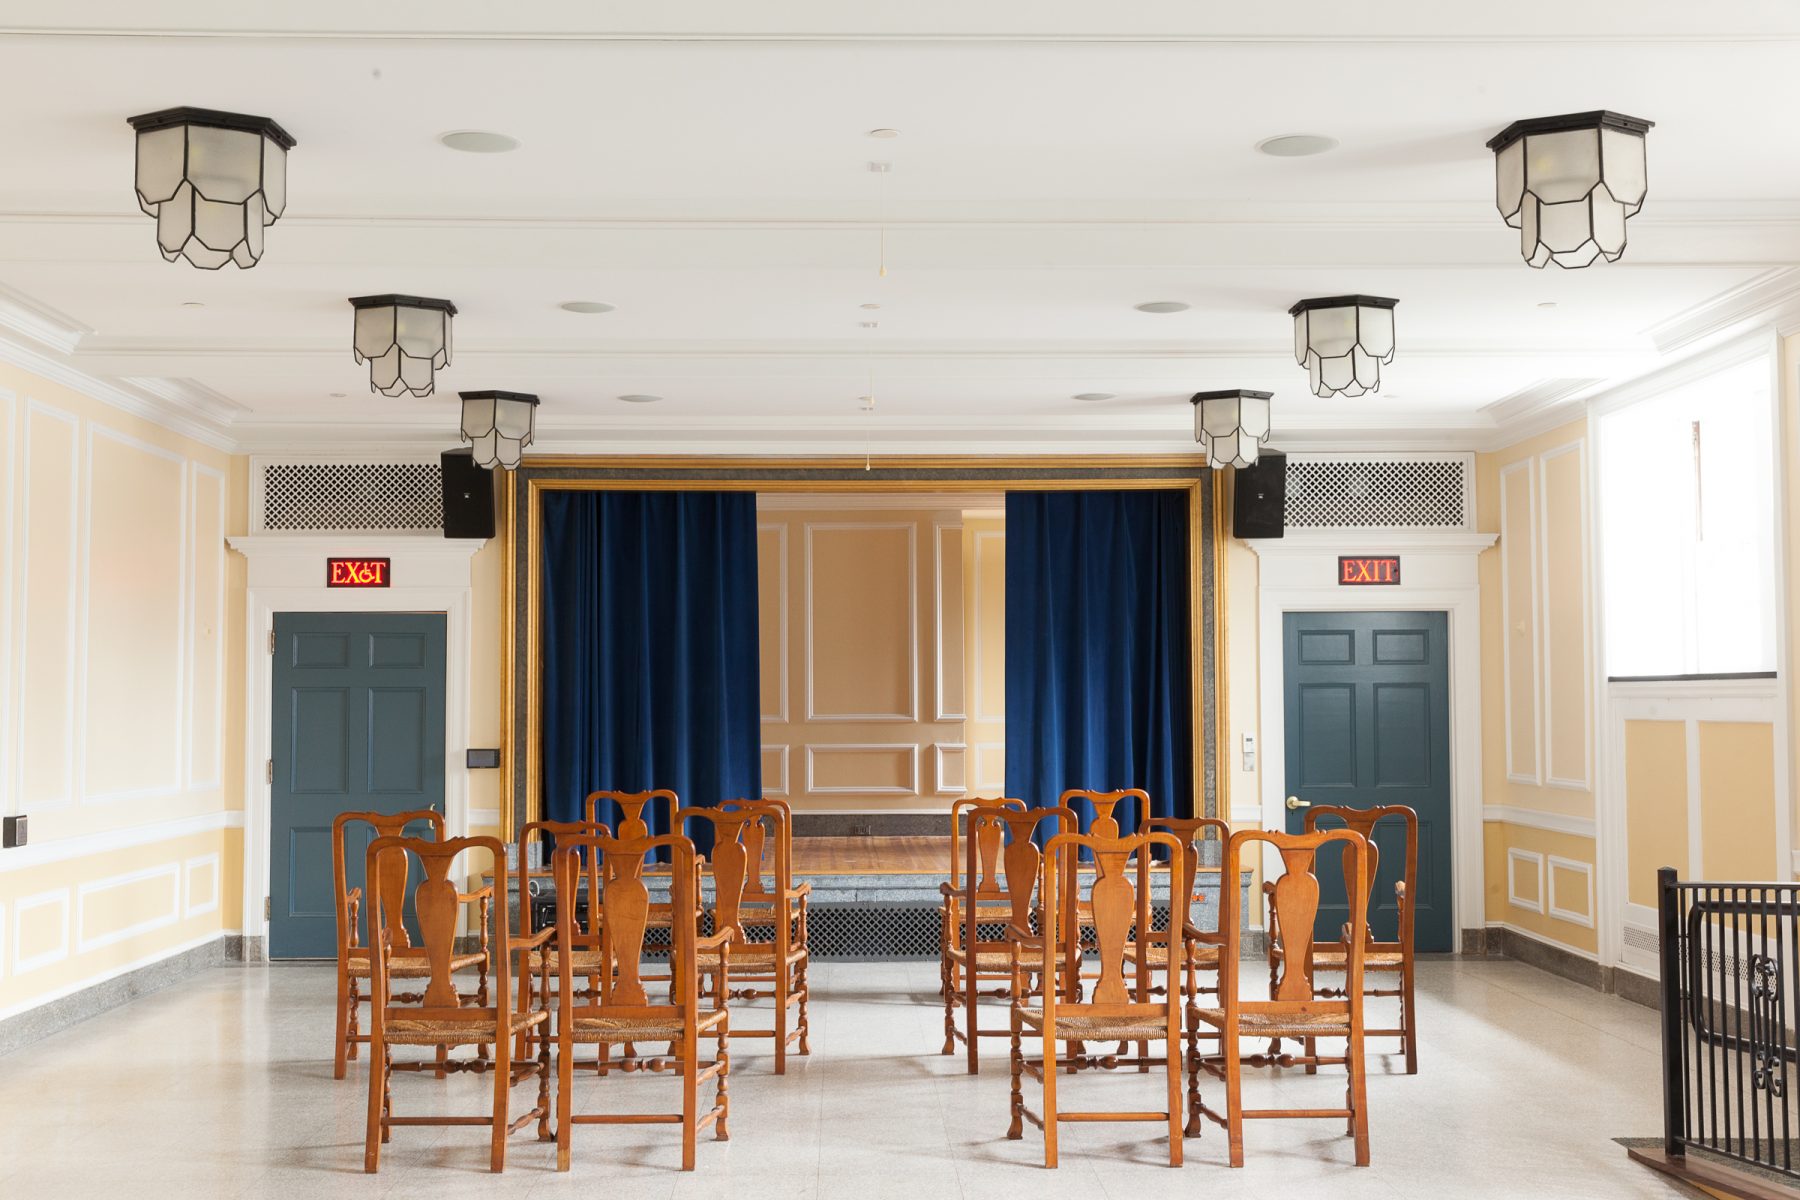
[260,462,442,532]
[1284,458,1467,529]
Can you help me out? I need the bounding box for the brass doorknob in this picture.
[1285,796,1311,811]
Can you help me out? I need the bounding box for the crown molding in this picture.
[1644,266,1800,352]
[0,329,236,453]
[0,280,90,355]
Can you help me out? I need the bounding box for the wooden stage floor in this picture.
[791,836,940,875]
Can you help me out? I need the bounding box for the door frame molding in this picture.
[226,534,483,949]
[1250,530,1495,941]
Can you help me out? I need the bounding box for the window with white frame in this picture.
[1598,353,1776,678]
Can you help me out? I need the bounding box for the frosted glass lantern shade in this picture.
[1288,296,1398,398]
[458,391,540,470]
[127,107,294,270]
[1487,110,1652,269]
[1190,389,1273,469]
[350,295,457,398]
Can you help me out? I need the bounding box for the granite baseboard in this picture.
[0,934,237,1058]
[792,814,942,837]
[1481,925,1665,1011]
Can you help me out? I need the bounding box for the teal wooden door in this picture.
[269,612,447,959]
[1282,611,1452,953]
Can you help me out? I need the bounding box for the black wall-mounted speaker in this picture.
[440,448,496,540]
[1232,451,1287,540]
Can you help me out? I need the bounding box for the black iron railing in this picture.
[1658,866,1800,1178]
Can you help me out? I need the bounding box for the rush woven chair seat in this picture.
[944,804,1080,1073]
[1266,803,1421,1075]
[1007,827,1189,1168]
[332,809,493,1082]
[569,1009,730,1043]
[362,834,550,1174]
[1191,826,1375,1168]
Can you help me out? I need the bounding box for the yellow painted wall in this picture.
[1698,721,1780,882]
[754,505,1001,812]
[1476,417,1598,951]
[466,534,506,841]
[1623,719,1689,909]
[1483,822,1598,954]
[0,359,246,1021]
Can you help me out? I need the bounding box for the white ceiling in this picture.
[1,2,1799,455]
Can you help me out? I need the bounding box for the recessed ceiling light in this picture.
[860,321,879,329]
[559,301,615,314]
[328,392,346,398]
[180,300,205,308]
[1135,301,1190,314]
[618,393,661,404]
[1537,301,1559,309]
[1074,393,1116,402]
[866,128,900,139]
[439,130,521,154]
[860,302,881,310]
[1255,134,1340,158]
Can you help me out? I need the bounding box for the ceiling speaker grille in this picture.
[260,462,442,532]
[1284,458,1466,529]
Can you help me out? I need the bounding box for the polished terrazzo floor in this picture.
[0,958,1694,1198]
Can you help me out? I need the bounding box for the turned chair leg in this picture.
[1007,1010,1024,1140]
[334,972,354,1079]
[774,948,789,1076]
[715,1011,732,1141]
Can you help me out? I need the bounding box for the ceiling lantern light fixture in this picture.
[1289,295,1398,398]
[1487,110,1653,269]
[126,107,294,270]
[458,390,539,470]
[349,294,456,397]
[1191,389,1272,468]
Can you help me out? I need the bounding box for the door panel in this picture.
[1283,611,1453,953]
[269,612,446,959]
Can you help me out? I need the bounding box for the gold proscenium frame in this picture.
[499,456,1229,834]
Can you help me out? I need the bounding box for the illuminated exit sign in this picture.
[1338,556,1401,586]
[326,557,391,588]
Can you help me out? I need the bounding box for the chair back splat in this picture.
[584,789,680,843]
[1059,787,1151,839]
[714,797,813,1072]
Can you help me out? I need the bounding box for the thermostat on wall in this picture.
[466,749,501,769]
[3,815,25,848]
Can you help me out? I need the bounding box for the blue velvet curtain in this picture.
[1004,490,1192,838]
[539,491,762,850]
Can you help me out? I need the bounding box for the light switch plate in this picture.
[3,814,25,848]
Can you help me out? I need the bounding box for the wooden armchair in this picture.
[332,808,491,1080]
[1192,827,1373,1167]
[1007,828,1188,1167]
[1059,787,1151,839]
[362,835,549,1173]
[586,789,686,932]
[709,799,812,1072]
[943,805,1079,1073]
[1268,804,1419,1074]
[939,797,1027,1007]
[550,832,732,1171]
[517,819,609,1049]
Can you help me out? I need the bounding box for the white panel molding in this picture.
[16,401,80,813]
[1499,456,1542,787]
[970,527,1006,723]
[761,744,790,797]
[1546,855,1596,929]
[81,425,190,806]
[1248,530,1493,947]
[932,521,966,722]
[183,852,221,919]
[933,742,967,796]
[756,521,789,724]
[11,888,70,975]
[1228,805,1264,826]
[0,929,235,1025]
[1481,805,1597,839]
[76,862,182,954]
[0,900,6,981]
[1507,848,1545,915]
[228,533,482,939]
[803,742,921,796]
[187,463,227,792]
[468,808,502,829]
[0,809,241,874]
[1536,440,1592,792]
[972,741,1006,792]
[802,521,918,722]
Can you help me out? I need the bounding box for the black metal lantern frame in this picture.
[459,390,540,471]
[126,106,295,271]
[1289,295,1398,399]
[349,294,457,398]
[1486,110,1653,270]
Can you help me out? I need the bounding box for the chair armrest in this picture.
[785,883,812,899]
[457,884,495,904]
[697,928,735,953]
[513,927,554,952]
[938,882,958,898]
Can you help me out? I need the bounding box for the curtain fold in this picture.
[539,491,762,848]
[1004,490,1193,837]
